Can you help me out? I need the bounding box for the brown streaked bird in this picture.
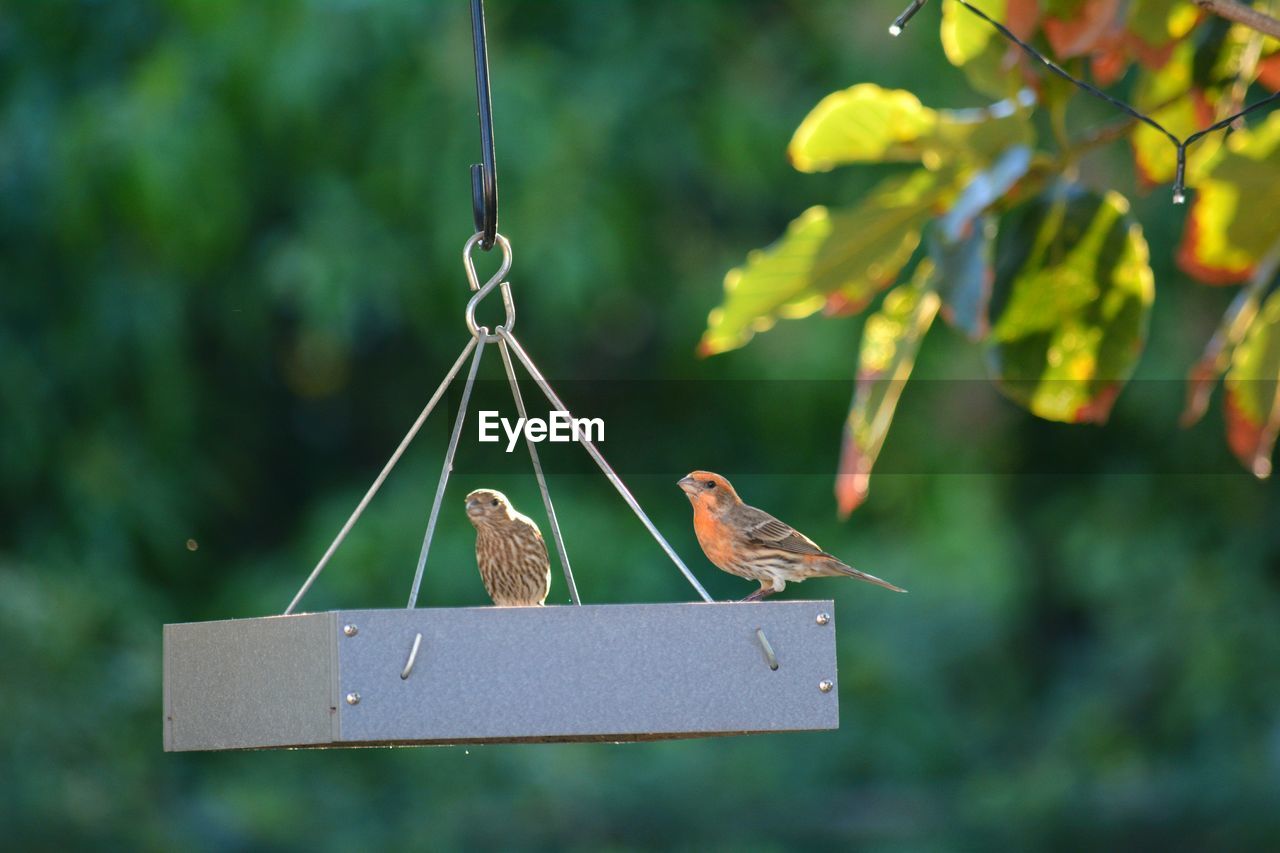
[465,489,551,607]
[678,471,906,601]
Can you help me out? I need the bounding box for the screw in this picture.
[346,692,361,706]
[819,680,834,694]
[815,612,830,626]
[343,624,358,637]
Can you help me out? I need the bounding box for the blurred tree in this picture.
[3,2,1280,850]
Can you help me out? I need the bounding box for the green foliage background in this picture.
[3,0,1279,848]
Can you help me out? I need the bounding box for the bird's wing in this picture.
[511,511,544,541]
[736,506,829,557]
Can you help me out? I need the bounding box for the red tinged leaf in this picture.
[1088,29,1176,85]
[1259,54,1280,92]
[1043,0,1122,58]
[824,290,875,317]
[1225,390,1277,479]
[1176,113,1280,285]
[835,263,940,517]
[1177,202,1256,285]
[1182,359,1220,428]
[1090,42,1128,87]
[1083,0,1185,83]
[1126,34,1176,70]
[1072,381,1121,423]
[1180,273,1273,426]
[1005,0,1041,41]
[1222,284,1280,479]
[1191,91,1214,128]
[834,427,873,517]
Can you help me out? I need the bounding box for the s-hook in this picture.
[470,0,499,250]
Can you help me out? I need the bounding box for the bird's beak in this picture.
[465,498,481,511]
[677,476,697,495]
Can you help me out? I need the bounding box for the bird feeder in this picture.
[164,602,838,750]
[162,0,841,752]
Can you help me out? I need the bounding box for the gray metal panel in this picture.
[162,601,838,750]
[164,613,337,751]
[336,601,838,744]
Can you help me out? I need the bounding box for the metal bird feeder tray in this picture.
[164,602,838,750]
[162,0,840,751]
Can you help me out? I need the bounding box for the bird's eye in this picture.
[491,499,499,507]
[704,481,716,489]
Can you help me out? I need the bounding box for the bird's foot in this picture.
[739,588,776,603]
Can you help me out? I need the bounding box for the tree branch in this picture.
[1194,0,1280,40]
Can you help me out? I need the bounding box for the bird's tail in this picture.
[828,560,907,593]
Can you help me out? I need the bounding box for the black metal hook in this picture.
[470,0,498,250]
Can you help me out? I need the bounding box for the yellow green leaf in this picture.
[1225,283,1280,478]
[1178,112,1280,284]
[941,0,1023,99]
[943,0,1005,65]
[987,187,1155,423]
[787,83,1034,173]
[1126,0,1197,46]
[699,170,945,356]
[788,85,938,171]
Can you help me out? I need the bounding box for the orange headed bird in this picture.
[678,471,905,601]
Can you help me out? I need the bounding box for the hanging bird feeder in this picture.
[162,0,839,752]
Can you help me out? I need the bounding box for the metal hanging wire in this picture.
[497,336,581,605]
[889,0,1280,204]
[283,337,478,616]
[406,335,487,609]
[470,0,499,250]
